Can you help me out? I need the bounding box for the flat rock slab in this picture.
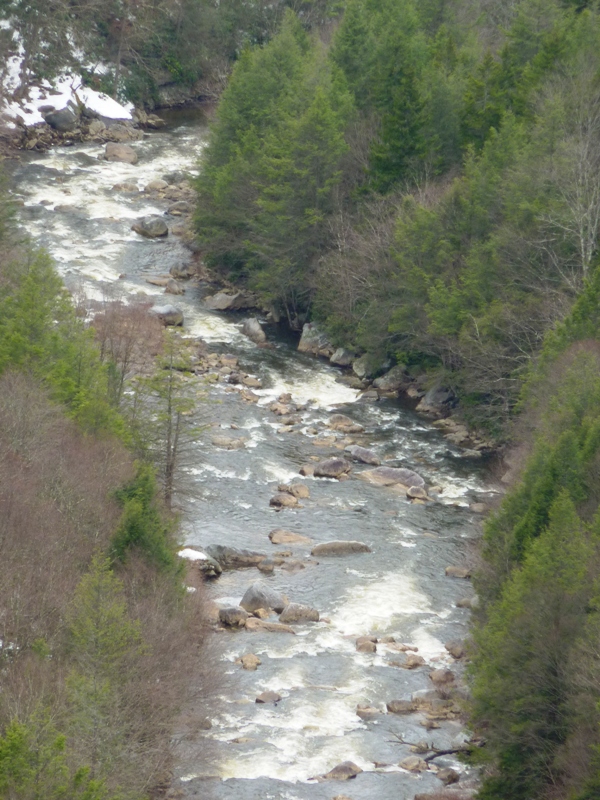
[269,529,312,545]
[345,445,381,466]
[205,545,266,569]
[311,541,371,556]
[358,466,425,487]
[387,700,417,714]
[245,617,296,634]
[322,762,363,780]
[313,457,352,479]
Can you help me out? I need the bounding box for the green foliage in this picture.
[112,464,178,571]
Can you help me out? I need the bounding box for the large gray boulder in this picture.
[105,142,138,164]
[297,323,334,357]
[345,445,381,466]
[132,215,168,238]
[327,413,364,433]
[311,541,371,556]
[240,581,287,613]
[149,304,183,326]
[358,466,425,488]
[416,384,454,415]
[330,348,355,366]
[373,364,408,392]
[205,545,266,570]
[204,291,257,311]
[279,603,320,623]
[242,317,267,344]
[43,107,78,132]
[352,354,375,380]
[313,457,352,479]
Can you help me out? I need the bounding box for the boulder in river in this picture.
[218,606,249,627]
[297,322,334,358]
[445,640,466,659]
[400,653,426,669]
[238,653,261,671]
[256,691,282,704]
[149,304,183,326]
[399,756,428,773]
[269,529,312,545]
[278,483,310,499]
[270,493,299,509]
[205,545,266,569]
[344,445,381,466]
[240,581,287,613]
[165,278,184,295]
[387,700,417,714]
[429,668,456,686]
[105,142,138,164]
[416,384,454,416]
[211,435,246,450]
[445,565,471,579]
[145,179,169,192]
[313,457,352,479]
[279,603,319,623]
[322,762,363,781]
[356,637,377,653]
[311,541,371,556]
[358,466,425,488]
[437,768,460,785]
[352,354,375,380]
[328,413,364,434]
[132,215,169,238]
[204,291,257,311]
[241,317,267,344]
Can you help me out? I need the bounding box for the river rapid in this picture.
[8,112,495,800]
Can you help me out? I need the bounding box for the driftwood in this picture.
[388,732,484,762]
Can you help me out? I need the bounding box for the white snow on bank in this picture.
[178,548,208,561]
[1,45,133,128]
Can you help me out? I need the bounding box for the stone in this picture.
[218,607,249,627]
[269,529,312,545]
[330,348,355,366]
[256,691,281,704]
[257,559,275,574]
[358,466,425,488]
[399,756,428,773]
[344,445,381,466]
[297,322,333,357]
[88,118,106,136]
[165,278,185,295]
[356,705,382,720]
[106,123,143,142]
[270,493,299,509]
[167,200,192,214]
[279,603,319,623]
[112,181,138,192]
[445,566,471,579]
[238,653,261,671]
[400,654,426,669]
[386,700,417,714]
[311,541,371,556]
[313,457,352,479]
[278,483,310,499]
[211,435,246,449]
[356,637,376,653]
[44,107,78,132]
[205,545,266,570]
[429,669,456,686]
[245,618,295,634]
[105,142,138,164]
[299,464,315,477]
[323,762,363,781]
[241,317,267,343]
[328,414,364,434]
[445,640,466,659]
[240,582,287,613]
[470,502,488,514]
[352,354,374,380]
[145,179,169,192]
[132,215,169,238]
[163,170,188,185]
[373,364,408,392]
[407,486,429,500]
[204,291,257,311]
[243,376,262,388]
[437,768,460,785]
[149,304,183,326]
[456,597,475,609]
[416,384,454,415]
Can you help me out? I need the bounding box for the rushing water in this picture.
[9,112,495,800]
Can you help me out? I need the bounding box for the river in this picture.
[8,111,493,800]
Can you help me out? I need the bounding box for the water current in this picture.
[8,111,496,800]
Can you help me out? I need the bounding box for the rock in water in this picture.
[373,364,407,392]
[218,607,249,627]
[345,445,381,466]
[279,603,319,623]
[358,466,425,487]
[311,541,371,556]
[313,458,352,479]
[105,142,138,163]
[399,756,428,773]
[242,317,267,343]
[330,348,354,366]
[132,215,168,238]
[240,581,287,613]
[149,304,183,326]
[323,762,363,780]
[269,493,299,509]
[205,545,265,569]
[255,691,281,704]
[269,529,312,545]
[238,653,261,670]
[297,322,333,357]
[328,413,364,433]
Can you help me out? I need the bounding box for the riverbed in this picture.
[8,112,492,800]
